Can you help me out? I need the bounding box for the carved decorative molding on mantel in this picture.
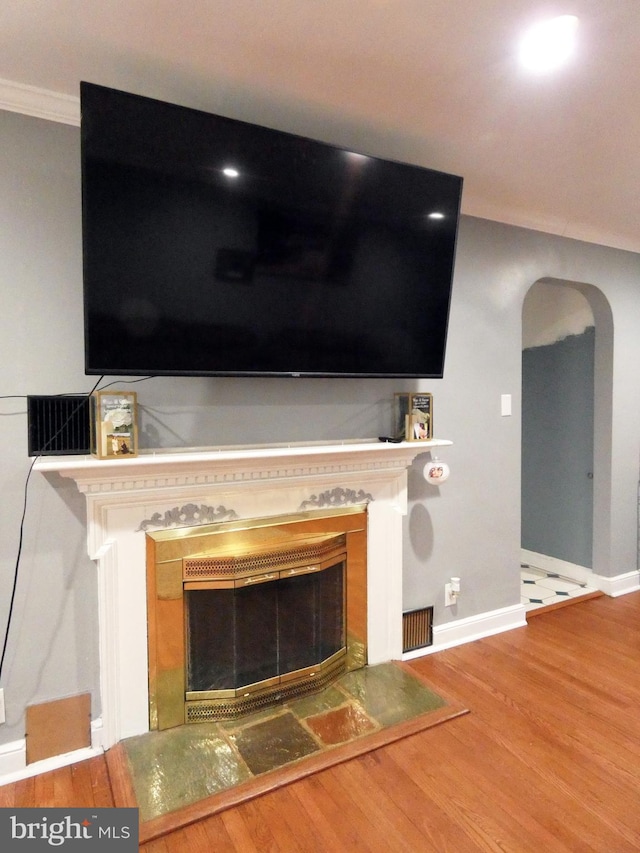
[299,487,374,510]
[137,503,239,532]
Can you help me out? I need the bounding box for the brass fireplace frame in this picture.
[146,506,368,729]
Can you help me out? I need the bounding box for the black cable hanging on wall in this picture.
[0,375,154,687]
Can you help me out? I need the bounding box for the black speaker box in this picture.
[27,395,91,456]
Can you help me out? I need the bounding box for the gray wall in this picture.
[0,112,100,742]
[522,327,595,566]
[1,108,639,746]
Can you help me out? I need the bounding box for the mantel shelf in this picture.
[34,439,452,491]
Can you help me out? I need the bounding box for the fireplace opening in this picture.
[184,534,347,719]
[186,562,345,692]
[147,508,367,729]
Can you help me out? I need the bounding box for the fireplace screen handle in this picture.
[285,565,320,577]
[240,565,319,585]
[243,573,277,585]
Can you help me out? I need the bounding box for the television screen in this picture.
[80,82,463,378]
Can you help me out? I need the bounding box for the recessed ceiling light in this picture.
[222,167,240,178]
[428,212,445,220]
[519,15,579,73]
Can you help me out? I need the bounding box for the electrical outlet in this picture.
[445,583,456,607]
[0,688,5,725]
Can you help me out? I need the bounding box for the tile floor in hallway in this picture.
[521,564,599,612]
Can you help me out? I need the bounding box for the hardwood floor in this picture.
[2,591,640,851]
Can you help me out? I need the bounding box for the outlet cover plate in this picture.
[445,583,457,607]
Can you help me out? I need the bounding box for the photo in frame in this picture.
[405,394,433,441]
[408,393,433,441]
[395,392,433,441]
[90,390,138,458]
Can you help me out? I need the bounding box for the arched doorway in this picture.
[521,278,614,596]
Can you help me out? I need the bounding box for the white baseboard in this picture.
[402,603,527,660]
[521,549,640,597]
[0,718,104,787]
[596,571,640,597]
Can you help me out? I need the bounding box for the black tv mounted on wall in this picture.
[80,82,463,378]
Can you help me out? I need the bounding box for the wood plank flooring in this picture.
[2,591,640,851]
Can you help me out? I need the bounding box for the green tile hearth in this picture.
[338,661,446,727]
[229,711,320,776]
[124,723,252,821]
[123,662,450,823]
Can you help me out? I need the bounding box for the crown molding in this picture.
[461,196,640,255]
[0,77,80,126]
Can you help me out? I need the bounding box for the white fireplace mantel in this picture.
[34,439,451,748]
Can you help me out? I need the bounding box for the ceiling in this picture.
[1,0,638,253]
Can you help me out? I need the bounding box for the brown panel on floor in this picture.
[25,693,91,765]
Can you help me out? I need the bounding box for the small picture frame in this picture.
[395,392,433,441]
[90,391,138,458]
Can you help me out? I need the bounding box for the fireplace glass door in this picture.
[186,560,345,694]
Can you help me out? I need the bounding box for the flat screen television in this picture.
[80,82,463,378]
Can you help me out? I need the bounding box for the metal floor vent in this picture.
[402,606,434,653]
[27,395,91,456]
